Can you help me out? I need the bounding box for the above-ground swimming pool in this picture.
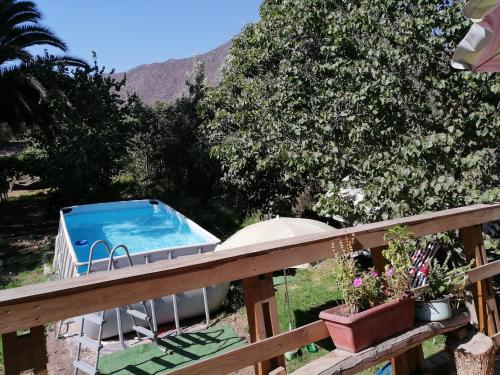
[53,199,228,339]
[54,199,220,276]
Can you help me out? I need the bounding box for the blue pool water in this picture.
[63,201,208,266]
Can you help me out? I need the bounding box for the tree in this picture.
[127,62,221,206]
[0,0,86,131]
[25,56,130,202]
[202,0,500,222]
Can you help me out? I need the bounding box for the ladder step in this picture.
[127,309,148,321]
[82,313,105,325]
[132,325,155,339]
[76,335,102,351]
[73,360,98,375]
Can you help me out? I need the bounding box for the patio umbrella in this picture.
[218,217,336,357]
[217,216,337,254]
[451,0,500,72]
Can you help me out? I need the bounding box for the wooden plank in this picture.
[391,354,409,375]
[291,312,470,375]
[244,277,258,345]
[477,239,500,335]
[3,332,19,375]
[243,273,285,374]
[391,344,426,375]
[0,203,499,334]
[370,246,387,274]
[464,286,479,326]
[2,325,48,375]
[406,345,426,373]
[269,366,287,375]
[461,226,487,332]
[467,260,500,283]
[170,320,329,375]
[461,225,500,336]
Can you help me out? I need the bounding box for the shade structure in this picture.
[452,0,500,72]
[464,0,500,21]
[217,217,337,266]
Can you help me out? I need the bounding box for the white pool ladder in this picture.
[73,240,111,375]
[73,242,164,375]
[119,249,162,349]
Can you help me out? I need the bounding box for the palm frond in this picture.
[0,10,41,33]
[0,1,39,27]
[0,0,86,131]
[0,45,31,66]
[0,54,89,77]
[2,24,67,51]
[0,68,43,130]
[41,54,88,69]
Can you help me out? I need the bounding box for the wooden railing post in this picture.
[460,225,500,336]
[243,273,285,375]
[2,325,48,375]
[370,245,387,274]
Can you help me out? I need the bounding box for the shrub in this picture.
[26,56,130,202]
[202,0,500,221]
[126,62,221,205]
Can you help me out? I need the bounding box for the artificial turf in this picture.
[99,324,244,374]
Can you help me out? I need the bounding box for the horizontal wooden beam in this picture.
[467,259,500,284]
[291,312,470,375]
[0,203,499,334]
[170,320,329,375]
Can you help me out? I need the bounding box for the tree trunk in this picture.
[446,332,495,375]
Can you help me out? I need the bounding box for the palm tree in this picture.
[0,0,87,131]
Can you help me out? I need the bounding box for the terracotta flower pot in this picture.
[319,297,415,353]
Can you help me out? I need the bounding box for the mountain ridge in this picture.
[114,41,231,104]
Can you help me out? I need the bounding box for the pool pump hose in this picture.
[283,268,318,360]
[283,268,299,359]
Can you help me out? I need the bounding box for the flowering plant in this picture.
[420,251,473,301]
[333,226,414,315]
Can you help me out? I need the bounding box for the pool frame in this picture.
[53,199,220,278]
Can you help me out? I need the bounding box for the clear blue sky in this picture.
[32,0,262,72]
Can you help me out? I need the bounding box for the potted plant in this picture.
[320,226,416,353]
[415,252,472,322]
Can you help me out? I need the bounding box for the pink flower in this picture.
[370,271,379,277]
[386,267,394,277]
[352,277,363,288]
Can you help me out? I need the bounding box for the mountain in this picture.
[114,41,231,105]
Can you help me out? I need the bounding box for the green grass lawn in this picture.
[274,261,340,372]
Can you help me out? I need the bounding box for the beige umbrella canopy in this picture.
[218,217,337,266]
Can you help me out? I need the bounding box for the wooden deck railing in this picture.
[1,203,500,374]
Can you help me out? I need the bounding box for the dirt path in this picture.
[47,328,75,375]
